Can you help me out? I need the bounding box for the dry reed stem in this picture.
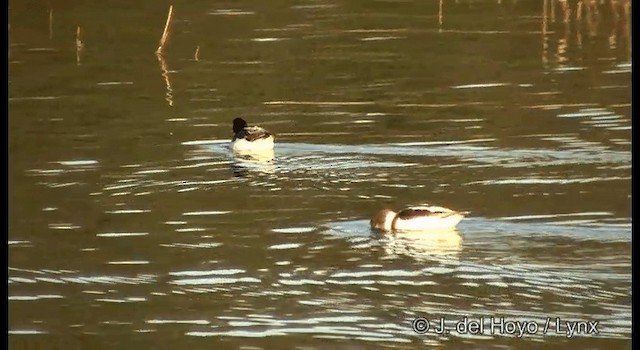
[76,26,83,65]
[156,5,174,54]
[49,9,53,40]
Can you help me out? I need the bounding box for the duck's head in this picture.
[370,209,397,232]
[233,117,248,134]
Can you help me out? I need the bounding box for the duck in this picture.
[230,117,274,153]
[370,205,467,232]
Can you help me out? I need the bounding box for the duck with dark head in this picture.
[230,117,274,153]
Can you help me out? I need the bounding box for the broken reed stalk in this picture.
[76,26,83,65]
[49,8,53,40]
[543,0,548,34]
[156,5,174,55]
[76,26,82,47]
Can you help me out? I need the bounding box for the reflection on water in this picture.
[9,0,630,349]
[382,230,463,260]
[156,53,174,107]
[231,148,276,177]
[542,0,631,66]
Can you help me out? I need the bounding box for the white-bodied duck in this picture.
[370,205,467,232]
[230,117,274,153]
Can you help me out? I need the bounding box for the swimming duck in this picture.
[230,117,274,153]
[370,205,467,232]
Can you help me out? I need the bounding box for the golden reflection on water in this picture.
[382,229,463,261]
[156,52,174,106]
[542,0,631,65]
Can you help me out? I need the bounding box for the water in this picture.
[9,0,631,349]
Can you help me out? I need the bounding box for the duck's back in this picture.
[232,126,274,152]
[396,207,435,219]
[245,126,272,141]
[393,206,464,231]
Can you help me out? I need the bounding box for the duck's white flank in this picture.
[231,119,275,153]
[231,134,275,153]
[371,205,466,232]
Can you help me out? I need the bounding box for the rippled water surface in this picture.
[9,0,631,349]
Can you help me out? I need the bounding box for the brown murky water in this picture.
[9,0,631,349]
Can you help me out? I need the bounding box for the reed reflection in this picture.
[542,0,630,67]
[156,53,174,106]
